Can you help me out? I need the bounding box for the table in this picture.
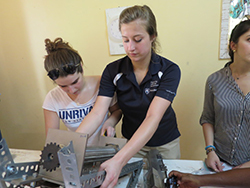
[9,149,232,188]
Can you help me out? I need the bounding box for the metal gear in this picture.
[40,142,61,172]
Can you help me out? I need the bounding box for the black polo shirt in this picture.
[99,53,181,146]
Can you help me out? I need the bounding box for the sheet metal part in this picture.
[39,129,88,185]
[79,160,143,188]
[58,141,82,188]
[0,138,14,175]
[121,160,143,188]
[58,140,144,188]
[0,138,41,188]
[144,149,167,188]
[83,144,119,164]
[78,160,143,188]
[0,139,40,181]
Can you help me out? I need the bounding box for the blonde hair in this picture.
[119,5,160,53]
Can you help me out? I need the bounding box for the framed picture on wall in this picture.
[219,0,250,59]
[106,6,128,55]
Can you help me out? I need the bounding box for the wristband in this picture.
[206,148,215,155]
[205,145,216,151]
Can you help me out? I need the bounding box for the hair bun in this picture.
[45,37,64,54]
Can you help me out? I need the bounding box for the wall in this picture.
[0,0,227,160]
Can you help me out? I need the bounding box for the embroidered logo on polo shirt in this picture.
[145,88,157,95]
[150,80,159,87]
[145,88,150,94]
[145,80,159,95]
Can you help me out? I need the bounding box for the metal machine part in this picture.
[58,141,143,188]
[144,149,180,188]
[1,129,180,188]
[39,143,119,174]
[118,159,143,188]
[0,138,41,188]
[0,129,180,188]
[165,176,178,188]
[57,141,82,188]
[0,138,14,177]
[39,129,122,185]
[144,149,168,188]
[40,142,61,172]
[79,160,143,188]
[81,145,119,177]
[39,129,88,185]
[0,129,143,188]
[83,144,119,164]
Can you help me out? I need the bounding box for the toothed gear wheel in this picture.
[40,142,61,172]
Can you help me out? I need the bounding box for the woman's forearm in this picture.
[202,123,214,146]
[76,109,105,135]
[112,113,160,166]
[76,96,112,135]
[113,97,171,166]
[105,109,122,128]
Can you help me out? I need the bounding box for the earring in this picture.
[233,49,236,53]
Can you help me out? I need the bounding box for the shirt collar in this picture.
[149,52,162,75]
[224,61,231,74]
[224,61,235,82]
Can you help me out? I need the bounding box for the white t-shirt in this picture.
[42,86,109,146]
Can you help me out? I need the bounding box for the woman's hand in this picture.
[101,124,116,137]
[99,157,123,188]
[205,151,223,172]
[101,103,121,137]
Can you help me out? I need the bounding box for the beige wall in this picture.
[0,0,227,160]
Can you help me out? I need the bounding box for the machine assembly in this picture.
[0,129,177,188]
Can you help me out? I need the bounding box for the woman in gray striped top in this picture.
[200,19,250,172]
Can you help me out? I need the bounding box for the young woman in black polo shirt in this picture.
[76,5,181,188]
